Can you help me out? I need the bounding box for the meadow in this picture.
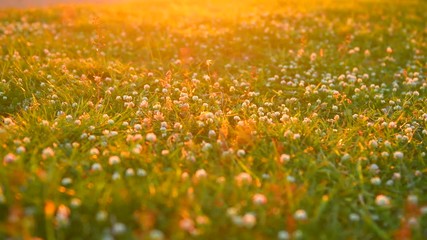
[0,0,426,239]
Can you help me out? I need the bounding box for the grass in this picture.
[0,0,426,239]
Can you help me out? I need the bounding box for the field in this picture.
[0,0,426,239]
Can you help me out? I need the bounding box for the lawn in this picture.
[0,0,426,239]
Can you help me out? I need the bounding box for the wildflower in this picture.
[90,148,100,156]
[279,154,290,163]
[392,172,401,180]
[202,142,212,152]
[70,198,81,208]
[208,130,216,138]
[134,124,142,131]
[179,218,195,232]
[393,151,404,160]
[149,229,164,240]
[161,149,170,155]
[96,210,108,221]
[341,153,351,161]
[252,193,267,205]
[56,204,70,226]
[3,153,17,164]
[370,177,381,185]
[242,213,256,228]
[112,222,127,235]
[137,168,147,177]
[61,178,72,185]
[3,118,14,125]
[369,140,378,148]
[196,215,209,225]
[278,230,290,240]
[109,156,120,165]
[294,209,307,221]
[195,169,207,179]
[112,172,121,180]
[386,179,394,186]
[91,163,102,171]
[146,133,157,142]
[407,194,418,205]
[349,213,360,221]
[375,195,391,207]
[42,147,55,159]
[381,152,389,158]
[125,168,135,177]
[369,164,380,174]
[236,149,246,157]
[16,146,26,154]
[235,172,252,185]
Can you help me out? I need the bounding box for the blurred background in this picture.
[0,0,123,8]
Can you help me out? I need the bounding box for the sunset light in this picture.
[0,0,426,239]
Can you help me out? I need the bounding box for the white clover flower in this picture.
[179,218,194,232]
[134,124,142,131]
[137,168,147,177]
[369,164,380,174]
[252,193,267,205]
[109,156,120,165]
[161,149,170,155]
[279,154,290,163]
[294,209,307,221]
[370,177,381,185]
[112,222,127,235]
[293,133,301,140]
[407,194,418,205]
[393,151,404,160]
[392,172,401,180]
[242,213,256,228]
[42,147,55,159]
[56,205,70,226]
[234,148,245,157]
[16,146,26,154]
[125,168,135,177]
[146,133,157,142]
[3,153,17,164]
[70,198,81,208]
[349,213,360,221]
[341,153,351,161]
[208,130,216,138]
[89,148,99,155]
[112,172,121,181]
[202,142,212,152]
[278,230,290,240]
[149,229,164,240]
[195,169,207,179]
[231,215,243,226]
[91,163,103,171]
[3,117,14,125]
[375,195,391,207]
[369,140,378,148]
[235,172,252,185]
[61,178,72,185]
